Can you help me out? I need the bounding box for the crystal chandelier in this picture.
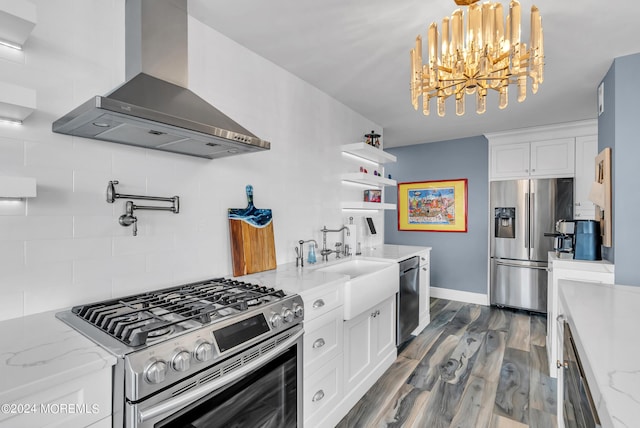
[410,0,544,117]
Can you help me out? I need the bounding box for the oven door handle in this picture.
[137,328,304,424]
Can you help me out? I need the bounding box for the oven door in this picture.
[129,326,303,428]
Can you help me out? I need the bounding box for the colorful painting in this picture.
[398,179,468,232]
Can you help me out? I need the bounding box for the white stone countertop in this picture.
[559,279,640,428]
[0,309,117,405]
[549,251,615,273]
[238,244,431,295]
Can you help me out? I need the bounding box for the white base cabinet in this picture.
[0,367,111,428]
[339,296,396,418]
[546,253,614,378]
[300,281,345,428]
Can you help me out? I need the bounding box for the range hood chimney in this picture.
[52,0,270,159]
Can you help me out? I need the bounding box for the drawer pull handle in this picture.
[313,338,326,349]
[312,390,325,402]
[313,299,325,309]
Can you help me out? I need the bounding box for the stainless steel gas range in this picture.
[56,277,304,428]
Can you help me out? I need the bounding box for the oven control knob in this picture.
[172,350,191,372]
[144,359,167,384]
[270,312,282,328]
[194,341,214,362]
[292,303,304,319]
[281,307,294,323]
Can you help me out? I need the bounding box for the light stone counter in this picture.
[559,279,640,428]
[238,244,431,294]
[0,309,116,402]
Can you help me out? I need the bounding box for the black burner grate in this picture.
[71,278,285,347]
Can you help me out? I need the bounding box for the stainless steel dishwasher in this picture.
[397,256,420,346]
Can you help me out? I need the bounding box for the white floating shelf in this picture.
[341,143,397,164]
[341,172,397,187]
[341,201,396,210]
[0,81,36,123]
[0,0,37,49]
[0,176,36,197]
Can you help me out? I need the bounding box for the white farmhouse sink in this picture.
[316,259,399,320]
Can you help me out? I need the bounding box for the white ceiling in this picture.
[189,0,640,148]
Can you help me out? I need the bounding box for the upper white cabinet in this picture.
[341,142,397,211]
[574,135,598,220]
[486,120,597,182]
[489,138,575,180]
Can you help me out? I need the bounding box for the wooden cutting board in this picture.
[228,185,276,277]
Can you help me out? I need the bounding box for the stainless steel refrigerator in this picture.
[490,178,573,313]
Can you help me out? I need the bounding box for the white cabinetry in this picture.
[301,280,345,428]
[489,138,575,180]
[574,135,598,220]
[341,143,397,210]
[546,254,614,378]
[0,367,111,427]
[342,296,396,410]
[412,249,431,335]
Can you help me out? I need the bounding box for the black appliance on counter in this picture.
[57,278,304,428]
[574,220,601,260]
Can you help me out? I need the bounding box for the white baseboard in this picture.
[430,286,489,306]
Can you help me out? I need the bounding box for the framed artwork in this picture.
[397,179,468,232]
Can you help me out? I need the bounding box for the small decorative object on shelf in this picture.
[359,166,368,174]
[364,189,381,203]
[364,130,381,148]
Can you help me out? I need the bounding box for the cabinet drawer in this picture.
[304,306,343,370]
[301,282,343,321]
[304,354,343,428]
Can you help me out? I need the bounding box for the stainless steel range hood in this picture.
[52,0,270,159]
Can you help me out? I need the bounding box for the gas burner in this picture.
[68,277,293,348]
[147,326,174,339]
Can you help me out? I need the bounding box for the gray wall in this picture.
[384,136,489,295]
[598,52,640,285]
[598,60,616,263]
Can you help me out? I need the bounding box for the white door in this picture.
[530,138,575,177]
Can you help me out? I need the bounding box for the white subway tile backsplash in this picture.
[0,216,73,241]
[26,237,111,266]
[73,215,118,238]
[0,240,25,271]
[71,138,113,173]
[0,136,24,167]
[0,1,379,321]
[25,139,74,170]
[0,291,24,321]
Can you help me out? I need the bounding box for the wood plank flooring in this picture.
[336,299,557,428]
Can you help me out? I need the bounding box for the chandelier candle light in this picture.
[410,0,543,116]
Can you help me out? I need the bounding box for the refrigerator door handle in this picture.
[495,260,548,270]
[525,193,530,249]
[530,193,535,249]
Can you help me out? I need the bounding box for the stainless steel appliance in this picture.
[397,256,420,346]
[490,178,573,313]
[52,0,270,159]
[57,278,304,428]
[563,322,601,427]
[548,219,575,255]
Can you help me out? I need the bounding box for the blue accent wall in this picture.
[598,61,616,263]
[384,136,489,294]
[599,53,640,286]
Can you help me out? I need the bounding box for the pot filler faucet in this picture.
[107,180,179,236]
[320,226,350,261]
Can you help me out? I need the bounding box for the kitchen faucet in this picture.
[295,239,318,267]
[320,226,351,261]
